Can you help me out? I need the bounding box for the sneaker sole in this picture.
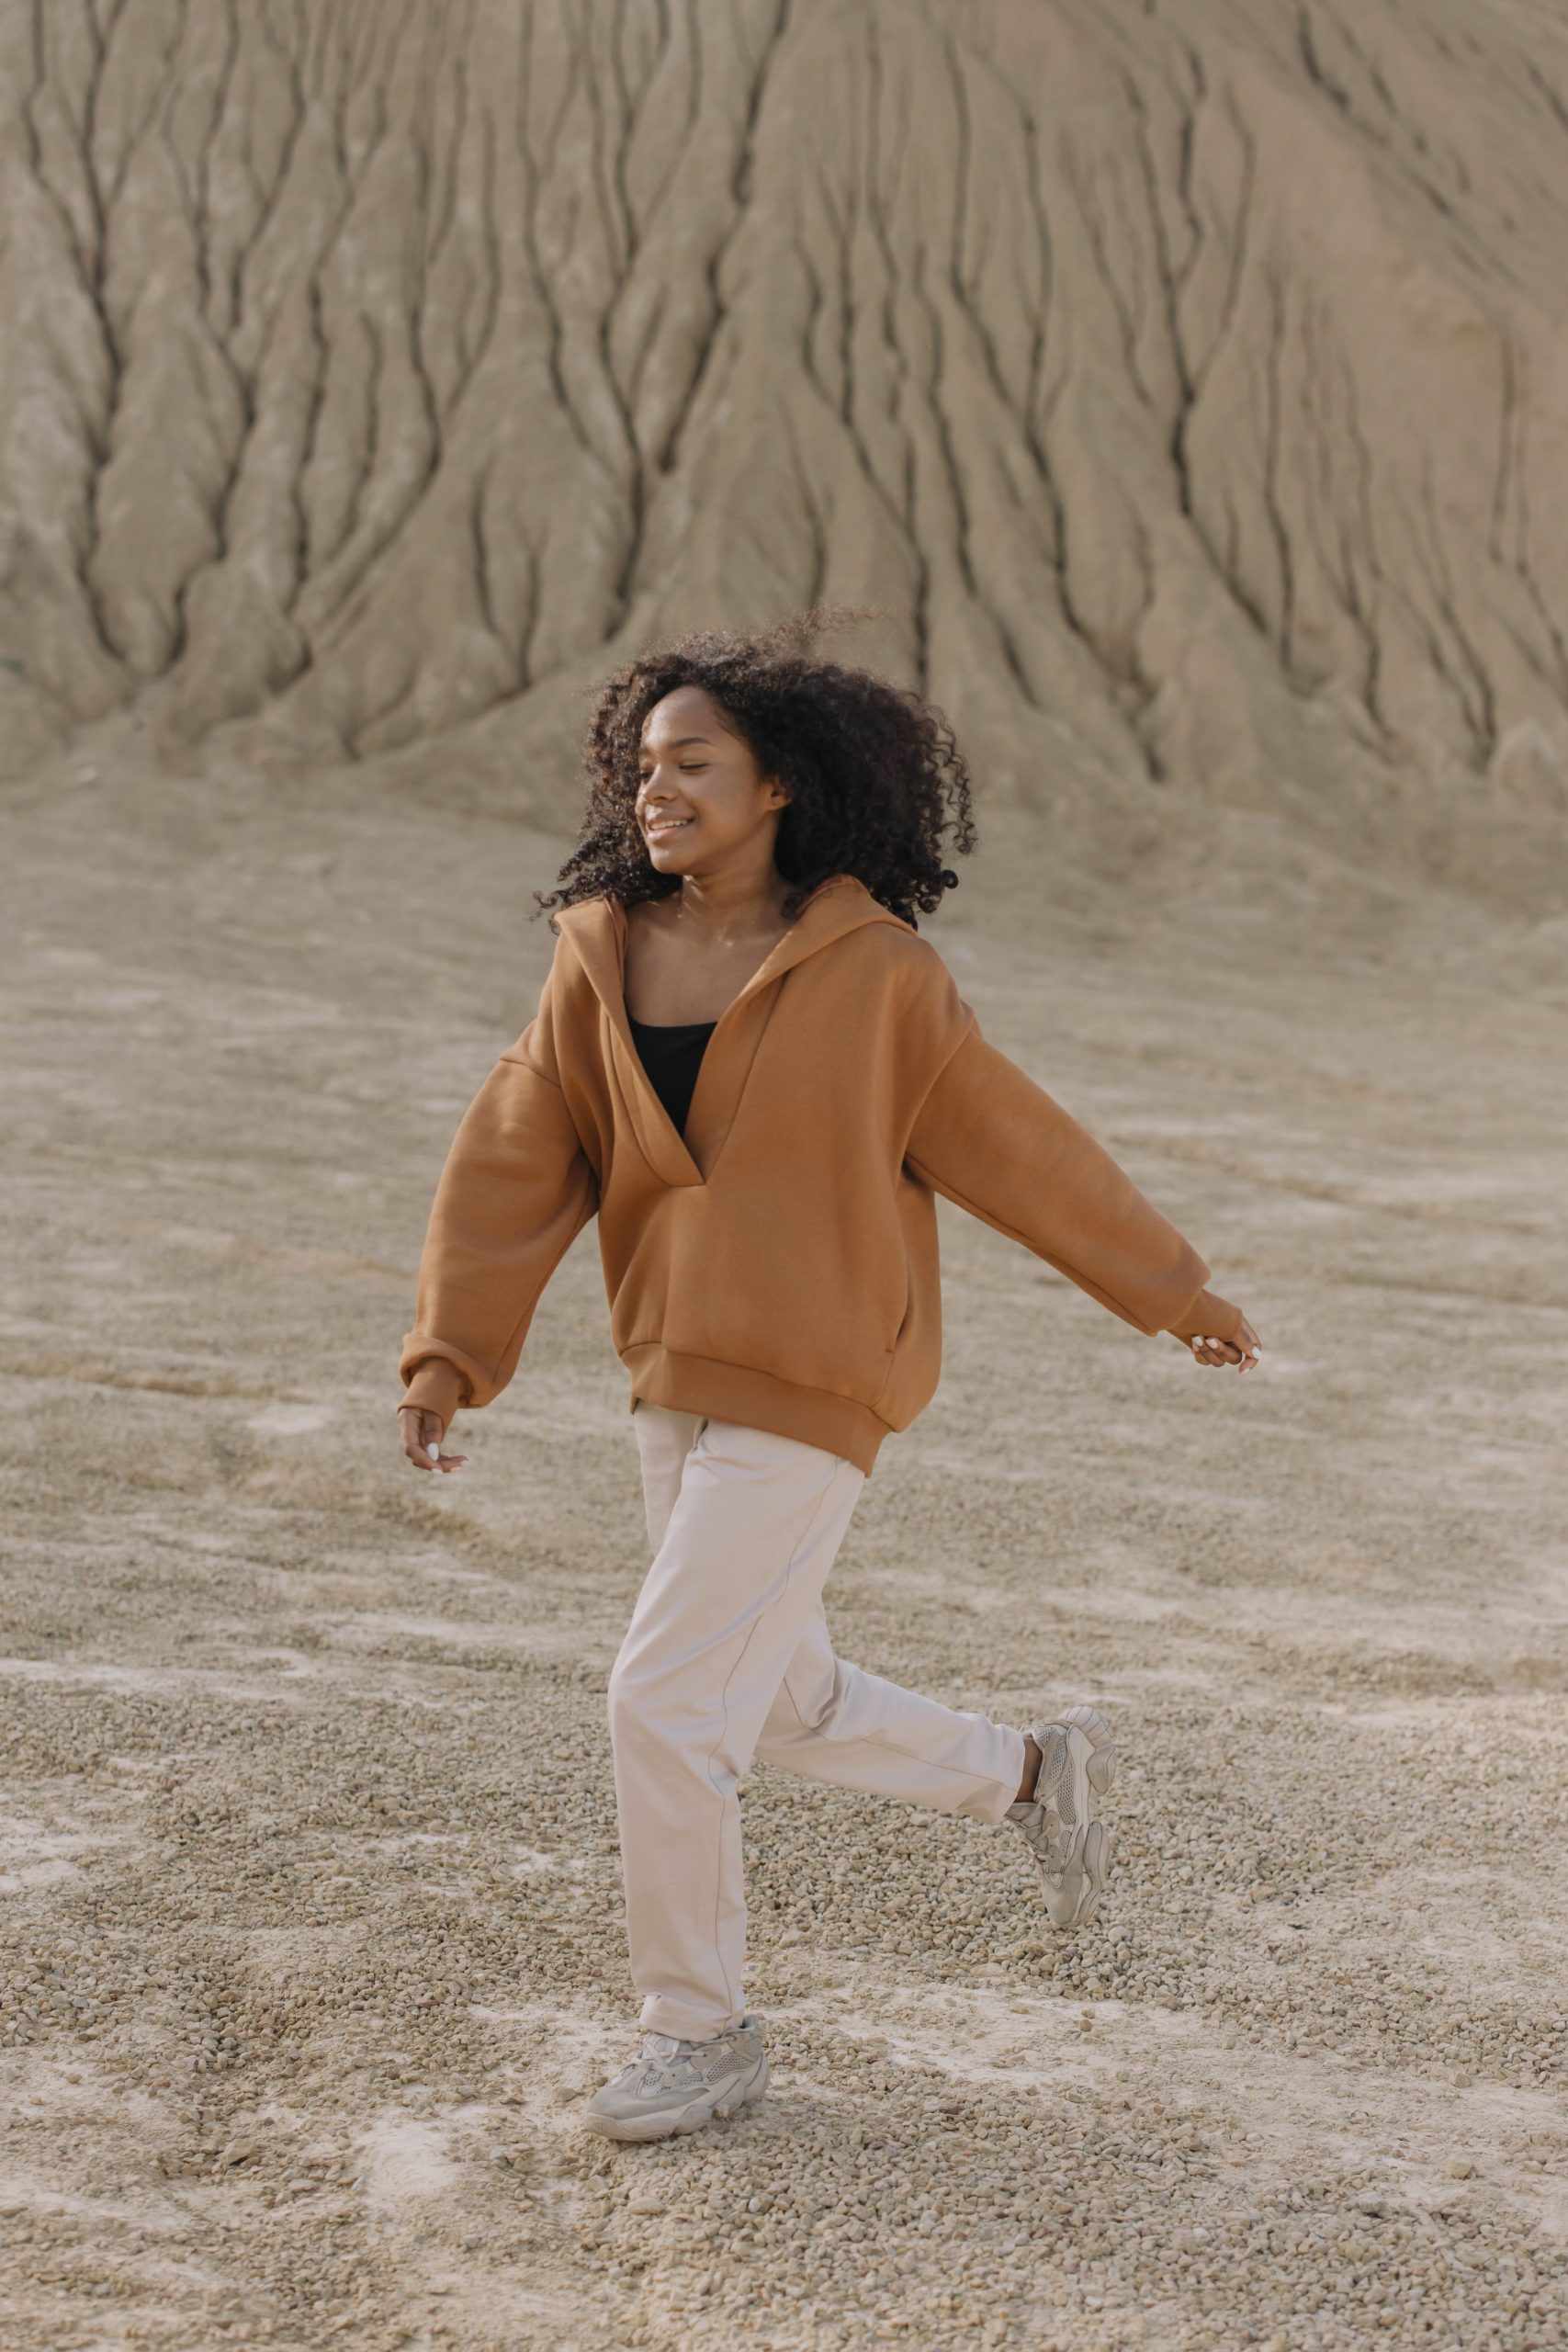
[581,2052,770,2144]
[1071,1818,1114,1927]
[1037,1711,1118,1928]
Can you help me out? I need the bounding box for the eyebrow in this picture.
[637,734,713,761]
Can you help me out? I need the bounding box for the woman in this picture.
[395,616,1260,2146]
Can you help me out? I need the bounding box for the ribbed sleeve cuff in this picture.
[395,1357,468,1434]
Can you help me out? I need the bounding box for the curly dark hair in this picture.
[532,606,977,931]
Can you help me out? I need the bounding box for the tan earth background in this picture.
[4,3,1568,2349]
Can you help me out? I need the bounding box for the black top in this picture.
[627,1014,716,1138]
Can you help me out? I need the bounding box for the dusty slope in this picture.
[4,0,1568,905]
[2,754,1566,2349]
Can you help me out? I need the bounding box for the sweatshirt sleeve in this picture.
[902,1001,1242,1345]
[395,953,600,1435]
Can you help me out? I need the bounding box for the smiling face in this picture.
[634,685,789,874]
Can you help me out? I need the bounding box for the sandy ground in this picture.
[3,753,1568,2352]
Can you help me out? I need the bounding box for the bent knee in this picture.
[607,1657,716,1751]
[605,1657,646,1741]
[767,1660,844,1739]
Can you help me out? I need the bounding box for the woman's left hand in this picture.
[1190,1315,1261,1372]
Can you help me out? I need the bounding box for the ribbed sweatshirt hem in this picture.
[620,1343,891,1477]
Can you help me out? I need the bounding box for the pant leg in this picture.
[630,1397,705,1554]
[756,1608,1024,1824]
[635,1406,1021,1825]
[612,1408,866,2041]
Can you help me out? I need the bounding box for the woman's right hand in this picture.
[397,1405,469,1474]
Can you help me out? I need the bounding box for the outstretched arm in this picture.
[395,959,599,1468]
[903,1010,1253,1358]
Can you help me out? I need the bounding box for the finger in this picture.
[398,1409,444,1469]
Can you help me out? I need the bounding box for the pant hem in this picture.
[638,1998,751,2042]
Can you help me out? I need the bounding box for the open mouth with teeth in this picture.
[646,819,694,837]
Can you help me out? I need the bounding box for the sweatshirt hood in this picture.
[550,875,914,1190]
[550,872,912,997]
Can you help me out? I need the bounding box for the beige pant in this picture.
[611,1401,1027,2041]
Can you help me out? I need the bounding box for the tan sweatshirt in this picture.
[396,873,1243,1476]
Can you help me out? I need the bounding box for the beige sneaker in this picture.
[1005,1705,1118,1928]
[582,2014,769,2143]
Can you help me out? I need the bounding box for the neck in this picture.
[661,860,792,938]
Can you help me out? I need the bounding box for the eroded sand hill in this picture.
[4,0,1568,906]
[2,754,1566,2349]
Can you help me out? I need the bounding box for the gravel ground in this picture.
[3,754,1567,2350]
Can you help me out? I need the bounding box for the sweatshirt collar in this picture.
[552,874,912,1188]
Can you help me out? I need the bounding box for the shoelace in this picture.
[628,2026,748,2089]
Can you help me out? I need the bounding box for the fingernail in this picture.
[427,1442,440,1459]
